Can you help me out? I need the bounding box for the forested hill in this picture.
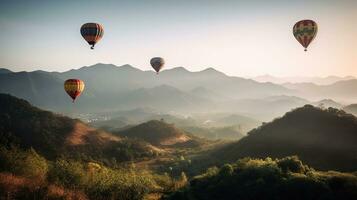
[0,93,160,162]
[115,120,204,147]
[215,105,357,171]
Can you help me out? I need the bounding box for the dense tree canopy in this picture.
[166,156,357,200]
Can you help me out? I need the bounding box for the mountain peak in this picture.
[71,63,142,73]
[202,67,217,72]
[119,64,141,71]
[75,63,118,72]
[84,63,138,70]
[199,67,225,76]
[90,63,117,68]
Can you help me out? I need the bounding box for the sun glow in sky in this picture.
[0,0,356,77]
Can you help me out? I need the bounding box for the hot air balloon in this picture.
[64,79,85,103]
[80,23,104,49]
[293,20,318,51]
[150,57,165,74]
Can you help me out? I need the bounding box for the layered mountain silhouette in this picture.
[2,63,354,121]
[0,64,291,114]
[218,95,310,120]
[0,71,67,110]
[215,105,357,171]
[283,80,357,102]
[254,74,355,85]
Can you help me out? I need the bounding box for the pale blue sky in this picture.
[0,0,356,77]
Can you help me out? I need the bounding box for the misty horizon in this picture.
[2,63,357,83]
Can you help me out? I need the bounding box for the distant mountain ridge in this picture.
[0,71,68,110]
[2,63,354,119]
[253,74,356,85]
[283,79,357,102]
[343,104,357,116]
[0,63,291,114]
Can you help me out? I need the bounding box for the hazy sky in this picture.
[0,0,356,77]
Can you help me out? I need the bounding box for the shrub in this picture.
[219,164,234,177]
[48,159,87,188]
[19,148,48,179]
[0,147,48,180]
[277,156,308,173]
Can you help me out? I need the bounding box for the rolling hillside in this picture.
[115,120,203,147]
[215,105,357,171]
[0,94,161,161]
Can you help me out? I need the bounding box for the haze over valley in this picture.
[1,63,355,123]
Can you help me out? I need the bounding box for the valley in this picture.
[1,93,357,199]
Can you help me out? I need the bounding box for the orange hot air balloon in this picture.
[64,79,85,103]
[80,23,104,49]
[293,20,318,51]
[150,57,165,74]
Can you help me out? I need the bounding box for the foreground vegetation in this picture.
[0,146,188,200]
[2,144,357,200]
[165,156,357,200]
